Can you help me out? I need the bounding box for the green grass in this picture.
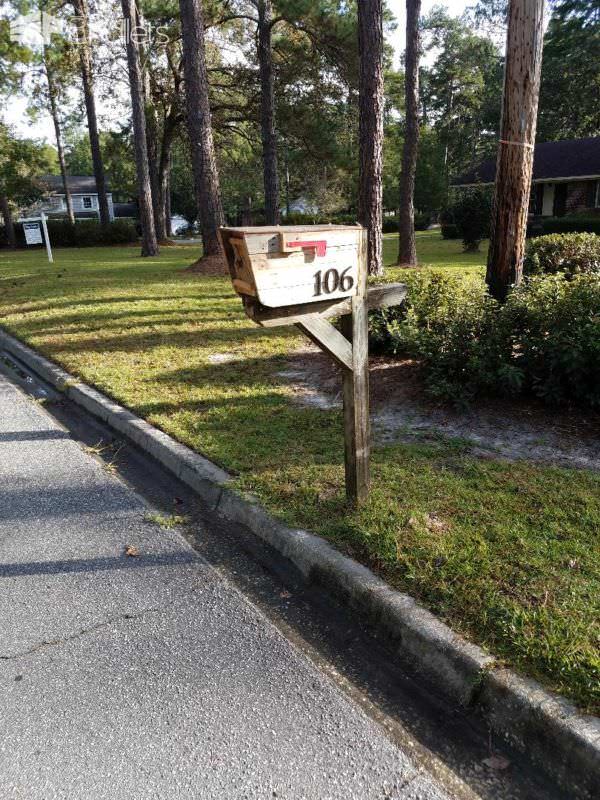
[382,230,487,275]
[1,232,598,712]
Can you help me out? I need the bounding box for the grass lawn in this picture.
[1,232,598,712]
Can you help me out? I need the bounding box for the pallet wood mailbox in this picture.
[219,225,407,504]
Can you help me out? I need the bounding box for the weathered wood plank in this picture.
[342,228,370,504]
[296,315,354,371]
[245,282,407,327]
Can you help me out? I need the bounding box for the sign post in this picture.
[219,225,406,504]
[40,212,53,263]
[21,214,53,263]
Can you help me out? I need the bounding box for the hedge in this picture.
[523,233,600,277]
[542,215,600,235]
[369,270,600,408]
[0,218,138,249]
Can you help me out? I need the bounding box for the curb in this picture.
[2,327,598,797]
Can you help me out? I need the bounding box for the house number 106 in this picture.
[313,267,354,297]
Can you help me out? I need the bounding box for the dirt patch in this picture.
[278,343,600,471]
[183,253,229,276]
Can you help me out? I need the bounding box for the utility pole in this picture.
[486,0,545,302]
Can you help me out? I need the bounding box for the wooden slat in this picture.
[246,282,407,327]
[295,315,354,371]
[341,228,370,504]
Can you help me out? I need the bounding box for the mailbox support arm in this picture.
[295,315,354,371]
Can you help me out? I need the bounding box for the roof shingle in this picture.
[452,137,600,186]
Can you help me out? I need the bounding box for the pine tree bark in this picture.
[121,0,159,256]
[486,0,545,302]
[0,194,16,248]
[44,48,75,225]
[157,118,178,240]
[71,0,110,225]
[397,0,421,267]
[145,87,165,241]
[358,0,384,276]
[257,0,279,225]
[165,158,172,237]
[179,0,223,256]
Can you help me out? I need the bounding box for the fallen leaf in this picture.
[124,545,140,557]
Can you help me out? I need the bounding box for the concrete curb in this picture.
[2,327,598,798]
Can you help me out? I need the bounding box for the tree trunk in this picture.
[358,0,384,276]
[71,0,111,226]
[146,97,165,241]
[0,195,16,248]
[257,0,280,225]
[44,49,75,225]
[397,0,421,267]
[158,119,177,241]
[179,0,223,256]
[486,0,545,302]
[121,0,159,256]
[165,154,172,237]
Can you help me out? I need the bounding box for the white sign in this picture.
[23,222,43,246]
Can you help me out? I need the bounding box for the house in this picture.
[453,136,600,217]
[24,175,116,221]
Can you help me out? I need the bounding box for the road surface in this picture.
[0,367,453,799]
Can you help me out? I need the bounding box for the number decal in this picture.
[313,266,354,297]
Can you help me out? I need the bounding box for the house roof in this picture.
[452,136,600,186]
[40,175,111,193]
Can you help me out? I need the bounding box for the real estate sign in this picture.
[23,222,43,245]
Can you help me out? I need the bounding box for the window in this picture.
[82,196,93,209]
[595,181,600,208]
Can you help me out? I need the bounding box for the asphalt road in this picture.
[0,369,455,799]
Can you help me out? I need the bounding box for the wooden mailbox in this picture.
[219,225,406,504]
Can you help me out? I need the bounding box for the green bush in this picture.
[450,188,492,251]
[503,274,600,407]
[0,219,138,248]
[523,233,600,277]
[369,271,600,408]
[381,212,430,234]
[542,214,600,235]
[441,223,460,239]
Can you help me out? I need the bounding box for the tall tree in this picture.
[120,0,159,256]
[71,0,111,224]
[358,0,384,275]
[0,124,52,247]
[486,0,545,301]
[421,10,502,180]
[256,0,280,223]
[538,0,600,140]
[42,44,75,224]
[397,0,421,267]
[179,0,224,257]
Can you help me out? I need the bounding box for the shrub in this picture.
[414,212,431,231]
[0,218,138,248]
[523,233,600,277]
[450,188,492,251]
[441,223,460,239]
[504,274,600,407]
[369,271,600,408]
[542,214,600,235]
[381,212,430,234]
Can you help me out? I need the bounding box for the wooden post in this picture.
[341,229,370,504]
[486,0,545,302]
[219,225,404,506]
